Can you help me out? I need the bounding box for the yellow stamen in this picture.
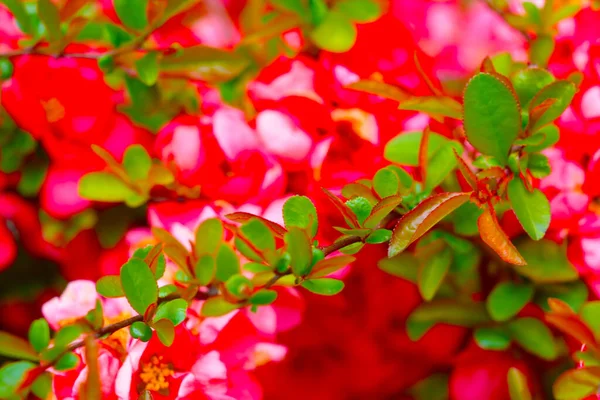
[139,355,174,392]
[42,98,65,123]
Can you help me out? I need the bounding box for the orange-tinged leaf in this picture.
[419,127,431,184]
[480,56,497,73]
[388,192,471,257]
[363,195,403,229]
[546,313,600,354]
[225,212,287,238]
[322,188,360,228]
[478,207,527,265]
[414,52,442,96]
[453,149,477,190]
[309,255,356,278]
[345,79,411,102]
[548,298,576,316]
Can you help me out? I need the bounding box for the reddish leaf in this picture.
[414,52,442,96]
[389,192,471,257]
[419,127,431,184]
[548,298,576,316]
[322,188,360,228]
[478,206,527,265]
[342,183,378,203]
[225,212,287,238]
[345,79,410,102]
[546,313,600,354]
[363,195,403,229]
[480,56,496,73]
[151,227,191,274]
[453,149,477,190]
[309,255,356,278]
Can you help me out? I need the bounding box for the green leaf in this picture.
[407,300,490,340]
[153,319,175,346]
[240,219,276,252]
[580,301,600,339]
[225,274,254,299]
[249,289,278,305]
[475,327,511,351]
[201,296,239,317]
[1,0,33,35]
[389,192,471,257]
[398,96,463,121]
[508,178,550,240]
[0,331,38,361]
[130,321,152,342]
[373,168,400,198]
[79,172,136,202]
[366,229,392,244]
[31,372,52,400]
[425,141,464,190]
[282,196,318,238]
[409,373,449,400]
[517,239,578,283]
[159,45,249,83]
[120,258,158,315]
[378,253,419,282]
[529,34,554,68]
[310,10,357,53]
[0,361,35,398]
[215,244,240,282]
[38,0,63,42]
[334,0,382,23]
[417,243,452,301]
[28,319,50,353]
[301,278,345,296]
[508,367,533,400]
[194,255,215,286]
[309,255,355,278]
[463,73,521,164]
[96,275,125,298]
[553,367,600,400]
[195,218,223,256]
[123,145,152,181]
[528,80,576,132]
[345,79,410,102]
[153,299,188,326]
[385,131,456,166]
[508,317,557,360]
[55,352,80,371]
[527,153,551,178]
[135,52,159,86]
[511,68,555,107]
[487,282,534,322]
[285,227,313,277]
[363,195,403,229]
[322,188,360,228]
[114,0,148,30]
[345,197,373,226]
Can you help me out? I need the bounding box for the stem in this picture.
[321,236,363,256]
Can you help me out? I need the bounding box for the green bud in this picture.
[0,58,13,80]
[130,321,153,342]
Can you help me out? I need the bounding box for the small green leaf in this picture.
[249,289,278,305]
[194,255,215,286]
[553,367,600,400]
[31,372,52,400]
[195,218,223,256]
[528,80,576,132]
[54,325,83,349]
[201,296,239,317]
[55,352,80,371]
[511,68,555,107]
[463,73,521,164]
[114,0,148,30]
[130,321,153,342]
[153,319,175,347]
[78,172,136,202]
[398,96,463,121]
[474,327,511,350]
[363,195,403,229]
[517,239,578,283]
[215,244,240,282]
[1,0,32,35]
[417,243,452,301]
[529,34,554,68]
[508,178,550,240]
[384,131,456,166]
[0,361,35,398]
[507,367,533,400]
[366,229,392,244]
[508,317,557,360]
[38,0,63,42]
[28,319,50,353]
[123,145,152,181]
[334,0,382,23]
[301,278,345,296]
[310,10,357,53]
[425,141,464,190]
[0,331,38,361]
[120,258,158,315]
[309,255,355,278]
[240,219,276,252]
[345,197,373,226]
[373,168,400,198]
[153,299,188,326]
[225,274,254,299]
[285,227,313,277]
[96,275,125,298]
[527,153,551,178]
[135,52,159,86]
[487,282,534,322]
[282,196,318,238]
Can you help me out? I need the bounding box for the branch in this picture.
[321,236,363,256]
